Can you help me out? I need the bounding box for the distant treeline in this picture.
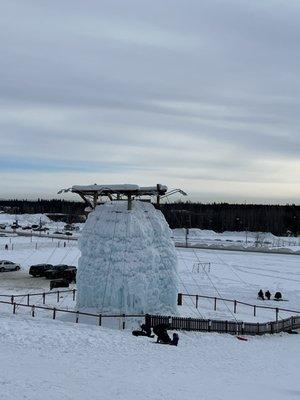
[160,203,299,236]
[0,199,85,222]
[0,199,299,235]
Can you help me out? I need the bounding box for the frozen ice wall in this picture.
[77,200,178,315]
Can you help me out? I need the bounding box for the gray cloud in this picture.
[0,0,299,203]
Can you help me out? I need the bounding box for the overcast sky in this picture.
[0,0,299,203]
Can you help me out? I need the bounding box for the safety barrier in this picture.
[145,314,300,335]
[0,289,77,305]
[0,289,299,335]
[177,293,300,322]
[0,298,144,329]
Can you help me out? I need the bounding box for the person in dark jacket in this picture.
[265,290,271,300]
[153,323,172,344]
[274,291,282,301]
[170,333,179,346]
[258,289,264,300]
[141,323,152,337]
[132,322,153,337]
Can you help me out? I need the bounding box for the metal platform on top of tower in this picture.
[58,183,187,211]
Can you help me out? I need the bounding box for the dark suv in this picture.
[29,264,53,277]
[44,265,76,280]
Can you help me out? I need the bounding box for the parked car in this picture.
[29,263,53,277]
[65,232,73,236]
[0,260,21,272]
[62,268,77,283]
[50,279,70,290]
[44,265,76,280]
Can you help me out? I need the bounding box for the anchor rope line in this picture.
[177,249,215,309]
[191,247,238,323]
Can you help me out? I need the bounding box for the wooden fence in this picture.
[0,289,299,335]
[0,289,76,305]
[145,314,300,335]
[0,298,144,329]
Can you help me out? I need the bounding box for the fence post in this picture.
[208,320,211,332]
[73,289,76,301]
[31,305,35,317]
[42,292,45,305]
[275,308,279,323]
[57,291,60,303]
[214,297,217,311]
[253,305,256,317]
[27,294,30,306]
[35,242,37,250]
[241,322,244,335]
[177,293,182,306]
[53,307,56,319]
[13,303,16,314]
[145,314,151,328]
[122,314,126,330]
[187,317,191,331]
[196,295,198,309]
[257,323,260,335]
[11,295,14,305]
[98,314,102,326]
[76,311,79,323]
[234,300,237,314]
[225,320,228,333]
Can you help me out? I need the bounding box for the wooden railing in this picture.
[0,290,299,335]
[145,314,300,335]
[0,289,77,305]
[0,298,144,329]
[177,293,300,322]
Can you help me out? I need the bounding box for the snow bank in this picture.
[0,213,50,226]
[77,201,178,315]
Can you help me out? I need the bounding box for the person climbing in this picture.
[274,291,282,301]
[153,323,172,344]
[265,290,271,300]
[258,289,265,300]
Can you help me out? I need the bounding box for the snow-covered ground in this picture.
[173,228,300,252]
[0,234,299,323]
[1,312,300,400]
[0,226,300,399]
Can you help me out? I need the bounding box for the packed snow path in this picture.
[0,313,299,400]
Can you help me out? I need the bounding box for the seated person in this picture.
[265,290,271,300]
[258,289,265,300]
[132,323,153,337]
[274,291,282,301]
[170,333,179,346]
[141,323,152,337]
[153,323,172,344]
